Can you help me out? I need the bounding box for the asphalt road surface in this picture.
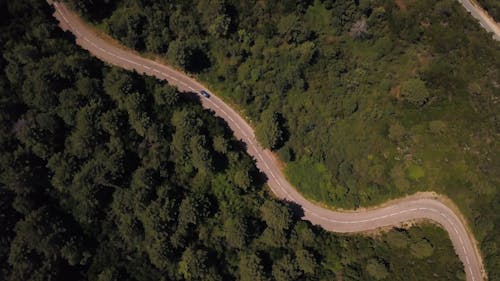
[51,1,491,281]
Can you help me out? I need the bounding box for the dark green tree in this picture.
[256,109,286,150]
[272,254,301,281]
[238,253,268,281]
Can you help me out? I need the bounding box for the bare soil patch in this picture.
[395,0,407,11]
[390,84,401,99]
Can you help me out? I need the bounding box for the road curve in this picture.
[459,0,500,41]
[51,2,487,281]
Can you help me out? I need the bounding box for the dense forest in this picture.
[477,0,500,21]
[64,0,500,277]
[0,1,468,280]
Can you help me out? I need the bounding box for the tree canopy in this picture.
[61,0,500,277]
[0,0,492,280]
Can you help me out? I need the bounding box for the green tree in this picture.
[106,9,146,50]
[256,109,286,150]
[260,226,288,248]
[233,169,251,190]
[144,9,171,53]
[167,39,194,69]
[260,200,292,230]
[223,216,248,248]
[296,248,317,274]
[410,239,434,258]
[153,83,179,106]
[67,101,105,159]
[384,229,409,249]
[400,78,430,106]
[8,207,88,280]
[0,189,19,279]
[178,195,211,227]
[272,254,301,281]
[388,123,405,142]
[238,253,268,281]
[123,92,151,137]
[96,268,121,281]
[366,258,389,280]
[197,0,231,38]
[179,247,219,281]
[190,135,213,172]
[212,135,229,154]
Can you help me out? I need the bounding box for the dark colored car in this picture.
[200,90,210,98]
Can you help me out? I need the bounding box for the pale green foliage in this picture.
[410,239,434,258]
[256,109,285,150]
[238,254,267,281]
[212,135,228,154]
[96,268,120,281]
[179,248,208,280]
[388,123,405,142]
[390,164,410,191]
[260,200,292,230]
[233,169,251,190]
[384,230,409,249]
[400,78,430,106]
[272,254,301,281]
[153,84,179,106]
[223,217,247,248]
[197,0,230,38]
[295,248,317,274]
[167,40,192,69]
[366,258,389,280]
[428,120,447,135]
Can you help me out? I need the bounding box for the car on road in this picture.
[200,90,210,98]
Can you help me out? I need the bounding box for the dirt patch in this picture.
[410,52,432,75]
[336,271,343,281]
[417,52,431,67]
[390,85,401,99]
[395,0,407,11]
[323,35,340,45]
[420,20,430,28]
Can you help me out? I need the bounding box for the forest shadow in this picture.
[283,200,305,219]
[179,91,200,102]
[232,138,268,190]
[186,48,211,73]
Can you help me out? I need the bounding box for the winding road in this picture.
[50,1,494,280]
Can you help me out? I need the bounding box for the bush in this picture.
[400,78,430,106]
[366,258,389,280]
[410,239,434,258]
